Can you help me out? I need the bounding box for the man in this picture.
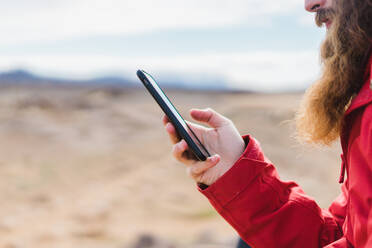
[163,0,372,247]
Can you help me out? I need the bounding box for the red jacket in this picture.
[199,55,372,247]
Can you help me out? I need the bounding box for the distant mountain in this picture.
[0,69,41,83]
[0,69,235,91]
[0,69,138,88]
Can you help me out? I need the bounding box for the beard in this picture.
[296,0,372,145]
[315,8,335,27]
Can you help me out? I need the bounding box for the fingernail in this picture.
[209,155,217,162]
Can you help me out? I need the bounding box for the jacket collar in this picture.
[344,53,372,116]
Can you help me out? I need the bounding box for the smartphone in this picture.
[137,69,210,161]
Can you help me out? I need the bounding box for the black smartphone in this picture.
[137,69,210,161]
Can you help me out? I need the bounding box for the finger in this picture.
[162,115,170,126]
[188,155,220,178]
[165,122,180,144]
[190,108,230,128]
[185,120,208,142]
[192,155,220,174]
[172,140,195,165]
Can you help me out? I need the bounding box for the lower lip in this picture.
[326,21,332,29]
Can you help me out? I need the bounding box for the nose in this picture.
[305,0,326,12]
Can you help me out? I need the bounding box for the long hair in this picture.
[296,0,372,145]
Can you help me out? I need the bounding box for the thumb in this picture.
[190,108,230,128]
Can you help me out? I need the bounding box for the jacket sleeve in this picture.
[198,135,343,248]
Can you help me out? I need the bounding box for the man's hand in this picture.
[162,108,245,186]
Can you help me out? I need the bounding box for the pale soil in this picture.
[0,85,342,248]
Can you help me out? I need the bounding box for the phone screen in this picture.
[140,70,210,160]
[143,71,189,131]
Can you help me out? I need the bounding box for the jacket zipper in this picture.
[339,154,346,184]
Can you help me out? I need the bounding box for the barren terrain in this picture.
[0,85,342,248]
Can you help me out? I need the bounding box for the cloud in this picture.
[0,50,320,92]
[0,0,303,45]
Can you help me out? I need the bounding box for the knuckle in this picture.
[166,123,174,133]
[205,107,214,113]
[191,166,200,175]
[172,144,180,156]
[190,170,198,179]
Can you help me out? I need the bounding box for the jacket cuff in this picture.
[198,134,268,208]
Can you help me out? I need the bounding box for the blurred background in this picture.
[0,0,342,247]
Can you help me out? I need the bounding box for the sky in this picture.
[0,0,327,92]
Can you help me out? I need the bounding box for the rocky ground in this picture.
[0,85,342,248]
